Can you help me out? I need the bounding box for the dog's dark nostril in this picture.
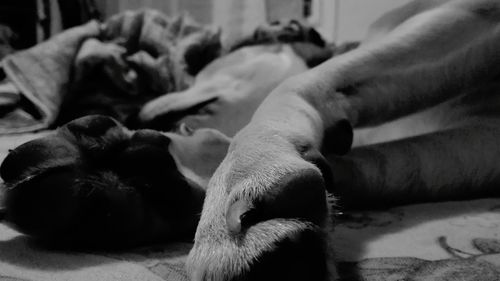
[227,200,249,234]
[226,200,262,234]
[241,228,329,281]
[239,209,261,229]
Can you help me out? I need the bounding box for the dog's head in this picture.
[0,115,229,249]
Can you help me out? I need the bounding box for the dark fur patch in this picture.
[0,115,198,249]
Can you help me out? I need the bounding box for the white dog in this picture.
[184,0,500,280]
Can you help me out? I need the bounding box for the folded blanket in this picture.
[0,25,15,60]
[0,10,221,134]
[0,21,100,134]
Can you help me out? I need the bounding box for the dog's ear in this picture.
[139,91,218,131]
[322,119,353,155]
[0,136,79,183]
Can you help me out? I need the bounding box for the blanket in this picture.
[0,10,223,134]
[0,133,499,281]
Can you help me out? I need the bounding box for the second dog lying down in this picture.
[3,0,500,280]
[0,21,338,247]
[0,25,334,247]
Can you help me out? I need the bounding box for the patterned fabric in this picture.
[335,199,500,280]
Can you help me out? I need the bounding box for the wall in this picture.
[97,0,214,23]
[96,0,411,43]
[334,0,410,42]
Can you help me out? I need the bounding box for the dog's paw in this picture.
[0,115,201,248]
[186,132,336,281]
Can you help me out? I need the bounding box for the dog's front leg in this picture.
[329,122,500,208]
[302,0,500,129]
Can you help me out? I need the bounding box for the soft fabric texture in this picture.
[0,21,101,133]
[0,10,221,134]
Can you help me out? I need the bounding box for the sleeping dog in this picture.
[2,0,500,280]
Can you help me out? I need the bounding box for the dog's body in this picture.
[140,44,310,137]
[186,0,500,280]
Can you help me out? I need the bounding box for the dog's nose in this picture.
[225,168,328,235]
